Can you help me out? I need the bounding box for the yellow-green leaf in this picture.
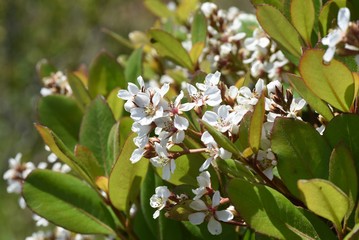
[298,179,350,231]
[290,0,315,46]
[148,29,194,71]
[256,4,303,61]
[299,49,355,112]
[249,94,265,153]
[285,73,333,121]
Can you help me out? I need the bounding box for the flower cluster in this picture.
[40,70,72,97]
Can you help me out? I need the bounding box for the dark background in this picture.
[0,0,252,238]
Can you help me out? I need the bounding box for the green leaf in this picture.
[299,209,337,240]
[344,223,359,240]
[251,0,291,19]
[189,42,205,64]
[148,29,194,71]
[88,51,126,98]
[106,87,124,121]
[106,122,121,171]
[23,169,116,235]
[144,0,172,18]
[109,133,149,213]
[228,179,320,239]
[74,145,104,181]
[299,49,355,112]
[290,0,315,46]
[329,142,358,218]
[35,124,94,186]
[38,95,83,150]
[67,72,91,109]
[235,112,252,151]
[118,117,134,149]
[324,114,359,195]
[271,118,331,198]
[125,47,143,84]
[79,96,116,175]
[285,73,334,121]
[200,119,240,157]
[216,159,257,182]
[191,10,207,45]
[298,179,350,230]
[256,4,303,61]
[249,94,265,153]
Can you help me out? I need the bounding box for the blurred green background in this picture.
[0,0,252,239]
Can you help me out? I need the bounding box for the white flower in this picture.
[200,132,232,171]
[169,90,195,131]
[192,171,211,200]
[150,186,171,219]
[118,76,145,111]
[40,71,72,96]
[188,191,234,235]
[150,143,176,180]
[201,2,217,18]
[202,105,243,133]
[322,8,350,63]
[187,84,222,107]
[130,91,167,125]
[236,79,265,111]
[33,214,49,227]
[3,153,35,194]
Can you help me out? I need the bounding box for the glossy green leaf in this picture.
[191,10,207,45]
[329,142,358,218]
[228,179,320,239]
[118,116,134,149]
[286,73,334,121]
[148,29,194,71]
[249,94,265,153]
[133,206,157,240]
[324,114,359,192]
[88,51,126,98]
[144,0,172,18]
[67,72,91,109]
[74,145,104,181]
[38,95,83,150]
[271,118,331,198]
[109,133,148,214]
[344,223,359,240]
[189,42,205,64]
[35,124,94,186]
[125,47,143,84]
[299,49,355,112]
[216,159,257,182]
[106,87,124,121]
[200,119,240,157]
[256,5,303,61]
[106,122,121,171]
[299,209,337,240]
[80,96,116,175]
[23,169,116,235]
[251,0,291,19]
[290,0,315,46]
[298,179,350,230]
[319,0,347,36]
[235,112,252,151]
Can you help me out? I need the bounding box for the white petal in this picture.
[162,164,171,180]
[174,115,189,130]
[174,90,184,107]
[219,148,232,160]
[160,83,170,97]
[170,159,176,173]
[202,111,218,125]
[134,92,150,107]
[172,130,185,143]
[180,102,196,112]
[153,209,160,219]
[201,131,215,145]
[188,212,206,225]
[215,210,234,222]
[190,199,208,211]
[338,8,350,32]
[323,46,336,63]
[217,105,229,119]
[197,171,211,187]
[199,157,213,171]
[128,83,140,95]
[212,191,221,207]
[137,76,145,88]
[130,148,145,163]
[117,90,132,100]
[255,79,265,94]
[207,217,222,235]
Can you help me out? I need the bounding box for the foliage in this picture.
[4,0,359,239]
